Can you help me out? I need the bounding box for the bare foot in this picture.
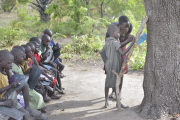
[26,107,41,117]
[121,104,129,109]
[51,94,62,99]
[105,102,110,108]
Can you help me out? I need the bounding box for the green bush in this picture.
[0,22,27,47]
[1,0,16,12]
[61,34,104,55]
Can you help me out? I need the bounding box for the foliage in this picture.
[61,34,104,55]
[130,42,147,70]
[17,0,30,4]
[1,0,16,12]
[0,22,28,47]
[0,0,147,70]
[63,54,73,60]
[31,0,53,22]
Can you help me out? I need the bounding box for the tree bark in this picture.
[100,2,103,18]
[140,0,180,119]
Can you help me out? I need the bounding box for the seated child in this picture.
[30,40,65,94]
[43,29,65,78]
[0,50,46,120]
[24,44,61,100]
[102,24,135,108]
[10,48,48,120]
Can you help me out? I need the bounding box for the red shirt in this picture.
[33,54,41,65]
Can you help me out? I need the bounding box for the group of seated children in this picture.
[0,29,65,120]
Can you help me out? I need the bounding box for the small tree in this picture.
[1,0,16,12]
[31,0,53,22]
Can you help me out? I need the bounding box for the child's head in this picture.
[107,24,120,40]
[21,45,32,59]
[44,29,53,38]
[12,46,26,59]
[0,50,14,70]
[41,34,51,47]
[26,43,35,54]
[30,41,40,54]
[118,15,130,34]
[11,48,24,65]
[29,37,41,45]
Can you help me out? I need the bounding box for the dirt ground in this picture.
[40,60,145,120]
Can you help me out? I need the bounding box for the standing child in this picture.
[105,16,134,108]
[102,24,135,108]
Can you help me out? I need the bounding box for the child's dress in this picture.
[11,63,46,110]
[103,37,121,88]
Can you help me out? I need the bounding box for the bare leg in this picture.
[19,108,30,120]
[16,84,41,116]
[119,75,129,108]
[16,84,30,110]
[50,68,62,90]
[105,87,110,108]
[56,61,65,73]
[51,85,61,99]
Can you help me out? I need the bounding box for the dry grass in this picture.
[0,11,18,26]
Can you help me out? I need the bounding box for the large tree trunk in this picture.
[140,0,180,119]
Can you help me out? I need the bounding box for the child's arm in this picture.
[23,67,32,75]
[5,70,12,80]
[0,100,13,107]
[41,46,50,61]
[0,82,19,94]
[49,54,54,64]
[118,38,135,55]
[41,71,54,81]
[52,47,60,51]
[120,35,135,48]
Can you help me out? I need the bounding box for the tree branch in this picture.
[35,0,41,6]
[48,0,53,4]
[31,2,43,9]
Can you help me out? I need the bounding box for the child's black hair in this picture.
[41,34,50,41]
[118,15,129,25]
[0,50,11,61]
[44,29,52,37]
[29,37,41,44]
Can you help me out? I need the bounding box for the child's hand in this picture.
[49,61,53,65]
[53,47,59,51]
[26,67,32,73]
[49,77,54,81]
[10,82,19,88]
[39,77,45,81]
[3,100,13,107]
[12,71,18,74]
[128,35,135,42]
[46,46,50,51]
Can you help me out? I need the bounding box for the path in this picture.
[43,61,145,120]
